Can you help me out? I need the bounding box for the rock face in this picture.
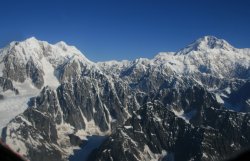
[0,36,250,161]
[225,81,250,111]
[90,102,250,161]
[0,77,19,94]
[1,77,136,160]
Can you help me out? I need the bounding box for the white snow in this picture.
[75,119,110,138]
[172,109,196,123]
[97,60,130,68]
[4,119,37,157]
[0,79,40,133]
[202,153,208,159]
[0,36,95,133]
[40,57,60,89]
[215,93,224,104]
[140,145,168,161]
[225,87,231,94]
[55,123,80,158]
[56,123,75,147]
[124,125,133,129]
[137,115,142,120]
[0,35,249,160]
[0,62,4,77]
[246,99,250,106]
[152,36,250,78]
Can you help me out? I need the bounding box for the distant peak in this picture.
[201,35,218,41]
[23,36,39,43]
[55,41,67,47]
[198,35,227,44]
[194,35,234,50]
[177,36,234,54]
[55,41,69,51]
[26,36,38,41]
[13,36,42,47]
[8,36,41,48]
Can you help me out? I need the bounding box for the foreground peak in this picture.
[4,37,93,64]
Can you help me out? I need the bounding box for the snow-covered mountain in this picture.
[0,36,250,161]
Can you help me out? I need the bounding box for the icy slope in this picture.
[0,36,250,161]
[0,37,95,131]
[0,79,40,132]
[153,36,250,78]
[98,36,250,84]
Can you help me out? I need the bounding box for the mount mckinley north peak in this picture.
[0,36,249,161]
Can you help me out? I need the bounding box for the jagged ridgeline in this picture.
[0,36,249,161]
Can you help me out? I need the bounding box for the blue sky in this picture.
[0,0,250,62]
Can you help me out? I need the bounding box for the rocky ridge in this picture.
[0,36,249,161]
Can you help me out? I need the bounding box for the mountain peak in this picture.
[177,36,234,54]
[196,35,232,49]
[55,41,67,47]
[21,37,41,45]
[11,36,43,50]
[25,36,39,42]
[3,37,93,66]
[201,35,218,41]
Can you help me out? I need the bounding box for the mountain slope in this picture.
[90,102,250,161]
[0,36,250,161]
[0,37,97,132]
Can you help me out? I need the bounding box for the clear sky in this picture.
[0,0,250,62]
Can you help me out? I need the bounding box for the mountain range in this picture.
[0,36,249,161]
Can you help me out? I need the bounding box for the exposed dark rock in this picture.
[0,77,19,94]
[68,134,82,146]
[1,36,250,161]
[90,102,250,161]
